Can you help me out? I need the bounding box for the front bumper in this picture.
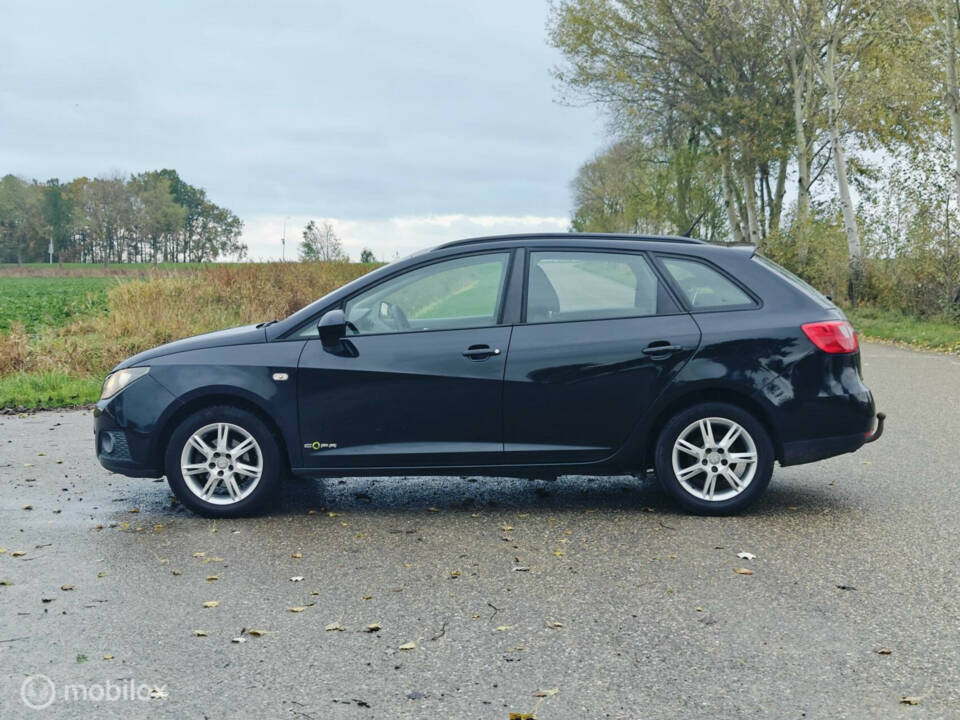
[93,373,178,478]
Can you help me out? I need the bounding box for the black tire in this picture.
[164,405,282,518]
[654,402,774,515]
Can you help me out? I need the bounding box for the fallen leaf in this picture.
[325,621,345,631]
[290,576,304,582]
[206,575,219,582]
[495,625,513,632]
[450,570,461,578]
[231,637,246,644]
[398,641,417,650]
[900,696,921,706]
[533,688,559,697]
[500,524,514,532]
[513,566,531,572]
[247,629,269,637]
[428,507,440,512]
[102,654,114,660]
[192,552,206,558]
[546,620,563,629]
[171,570,182,576]
[365,623,382,633]
[361,595,372,600]
[194,630,209,637]
[11,551,26,557]
[733,568,754,575]
[129,508,139,514]
[149,687,168,700]
[0,580,12,586]
[41,597,55,603]
[553,550,564,557]
[875,647,892,655]
[23,462,34,467]
[0,548,5,554]
[60,584,74,591]
[22,505,33,510]
[508,713,535,720]
[202,601,219,608]
[736,552,756,560]
[291,552,302,559]
[97,572,107,578]
[288,606,308,613]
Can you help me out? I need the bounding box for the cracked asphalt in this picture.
[0,341,958,719]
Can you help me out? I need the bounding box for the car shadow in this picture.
[266,471,855,519]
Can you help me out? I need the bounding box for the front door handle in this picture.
[642,343,684,356]
[463,345,501,360]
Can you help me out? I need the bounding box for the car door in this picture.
[297,250,515,470]
[502,249,701,464]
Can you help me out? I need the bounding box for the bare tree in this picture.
[299,220,348,262]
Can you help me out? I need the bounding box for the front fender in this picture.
[146,341,305,468]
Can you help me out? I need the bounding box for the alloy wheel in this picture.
[671,416,758,502]
[179,422,263,505]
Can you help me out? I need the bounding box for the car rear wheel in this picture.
[654,402,773,515]
[164,405,281,517]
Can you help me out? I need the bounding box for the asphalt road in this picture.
[0,341,958,719]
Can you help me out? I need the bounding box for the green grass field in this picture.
[0,276,116,333]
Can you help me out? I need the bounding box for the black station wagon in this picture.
[94,233,883,516]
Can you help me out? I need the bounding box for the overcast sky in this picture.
[1,1,604,260]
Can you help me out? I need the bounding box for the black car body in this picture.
[94,233,882,516]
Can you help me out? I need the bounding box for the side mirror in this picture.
[317,309,357,357]
[318,309,347,347]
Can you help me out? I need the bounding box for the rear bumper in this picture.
[780,411,884,466]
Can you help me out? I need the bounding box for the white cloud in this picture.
[241,214,570,262]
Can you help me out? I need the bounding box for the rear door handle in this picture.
[642,343,684,356]
[463,345,501,360]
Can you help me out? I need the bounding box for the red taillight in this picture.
[801,320,859,354]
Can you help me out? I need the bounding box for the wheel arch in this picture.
[152,391,293,473]
[637,386,783,470]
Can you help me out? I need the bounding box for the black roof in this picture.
[435,232,705,251]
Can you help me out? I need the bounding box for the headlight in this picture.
[100,367,150,401]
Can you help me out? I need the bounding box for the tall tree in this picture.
[76,176,131,267]
[549,0,793,244]
[42,179,73,266]
[130,173,187,265]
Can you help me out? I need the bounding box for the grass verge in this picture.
[847,307,960,353]
[0,371,101,410]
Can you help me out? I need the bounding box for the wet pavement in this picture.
[0,341,958,719]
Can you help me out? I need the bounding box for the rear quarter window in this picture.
[659,256,755,310]
[753,254,836,309]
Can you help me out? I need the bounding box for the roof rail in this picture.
[435,232,705,250]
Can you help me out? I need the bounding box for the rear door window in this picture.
[659,257,755,310]
[525,251,671,323]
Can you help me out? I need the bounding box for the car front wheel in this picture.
[164,405,282,517]
[654,402,774,515]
